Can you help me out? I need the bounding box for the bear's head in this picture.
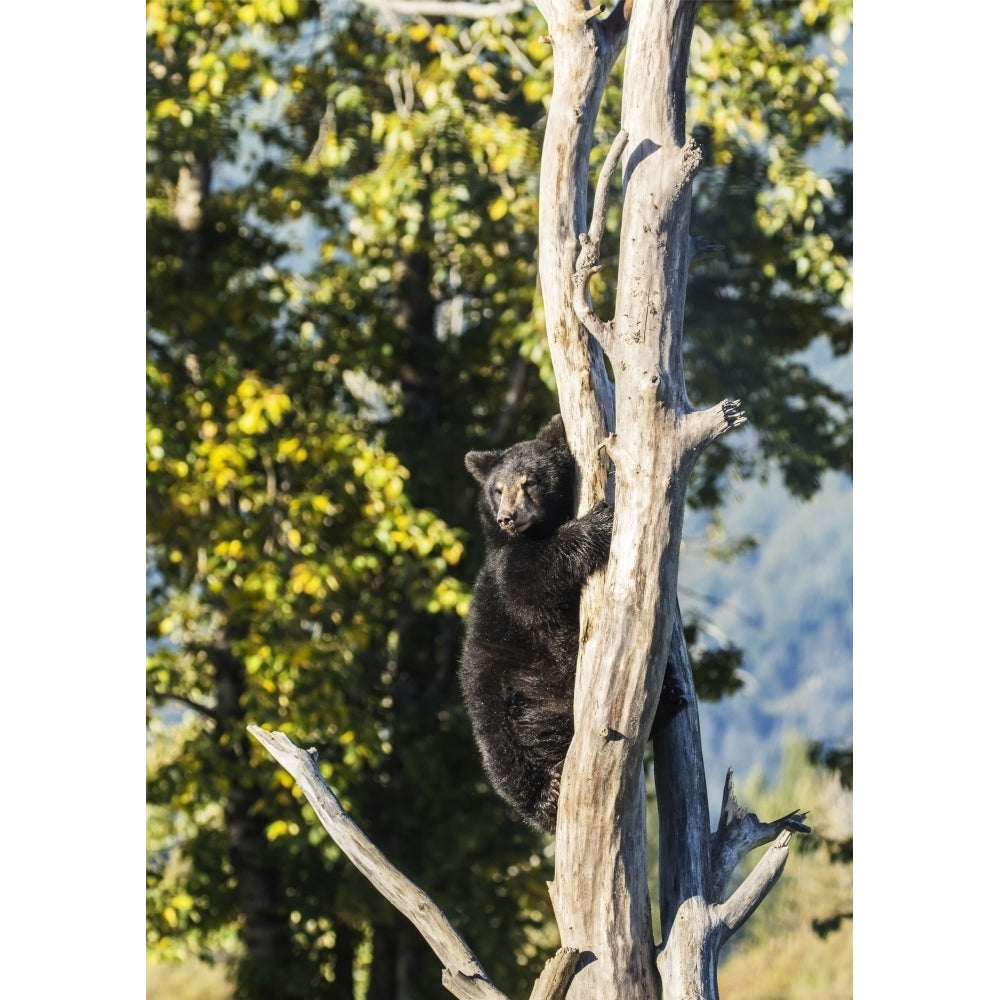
[465,416,575,537]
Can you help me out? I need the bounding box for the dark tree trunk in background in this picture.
[215,638,297,998]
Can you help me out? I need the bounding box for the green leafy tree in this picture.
[147,0,851,996]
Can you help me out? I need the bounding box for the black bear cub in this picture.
[459,415,613,833]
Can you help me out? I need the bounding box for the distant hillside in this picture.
[680,469,853,804]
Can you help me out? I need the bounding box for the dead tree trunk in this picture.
[535,2,808,998]
[250,2,810,998]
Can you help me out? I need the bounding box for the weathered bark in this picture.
[528,949,583,1000]
[533,0,626,500]
[709,770,810,906]
[531,4,654,993]
[534,2,730,996]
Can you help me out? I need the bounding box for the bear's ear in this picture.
[536,414,566,448]
[465,449,504,483]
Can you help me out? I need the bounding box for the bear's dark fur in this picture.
[459,415,613,833]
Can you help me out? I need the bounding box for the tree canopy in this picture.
[146,1,852,996]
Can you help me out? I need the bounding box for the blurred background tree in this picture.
[146,1,851,997]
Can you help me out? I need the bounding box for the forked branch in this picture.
[709,768,811,903]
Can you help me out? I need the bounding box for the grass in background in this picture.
[146,958,232,1000]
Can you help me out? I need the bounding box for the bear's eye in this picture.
[494,485,503,496]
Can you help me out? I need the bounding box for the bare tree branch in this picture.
[307,96,337,166]
[247,726,509,1000]
[709,768,810,903]
[571,129,629,348]
[679,398,747,460]
[527,948,580,1000]
[533,0,625,497]
[149,691,219,723]
[588,128,630,252]
[571,234,610,347]
[716,829,795,940]
[486,353,531,446]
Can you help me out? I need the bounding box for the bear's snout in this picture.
[496,509,526,534]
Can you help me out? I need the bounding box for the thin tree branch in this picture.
[589,128,629,250]
[149,691,219,723]
[709,768,811,902]
[307,96,337,166]
[571,237,610,347]
[247,726,509,1000]
[577,4,605,24]
[715,828,794,941]
[485,353,530,447]
[571,129,629,349]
